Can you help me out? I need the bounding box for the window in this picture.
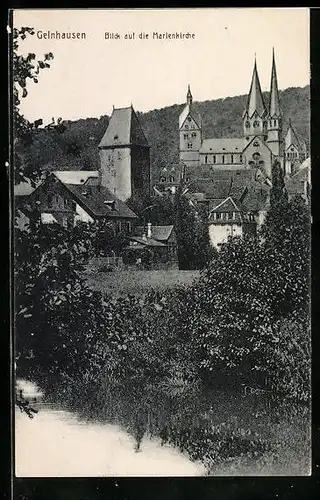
[222,155,225,164]
[245,121,250,128]
[252,152,261,161]
[273,119,277,127]
[191,132,196,138]
[187,116,192,122]
[187,142,193,149]
[253,141,259,147]
[233,212,236,219]
[169,175,175,183]
[160,176,166,183]
[184,133,189,140]
[213,155,216,164]
[253,120,259,127]
[205,155,208,164]
[240,154,243,163]
[185,125,189,130]
[47,194,53,206]
[263,121,267,128]
[231,155,234,164]
[225,212,229,221]
[118,152,121,159]
[216,213,221,220]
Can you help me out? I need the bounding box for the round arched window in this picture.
[187,116,192,121]
[252,152,261,161]
[245,121,250,128]
[253,121,259,127]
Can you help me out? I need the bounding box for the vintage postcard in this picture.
[12,8,311,477]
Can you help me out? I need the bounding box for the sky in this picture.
[13,8,310,125]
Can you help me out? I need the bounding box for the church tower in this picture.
[243,57,268,142]
[179,85,202,167]
[266,49,283,158]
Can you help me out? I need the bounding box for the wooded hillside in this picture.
[21,85,310,184]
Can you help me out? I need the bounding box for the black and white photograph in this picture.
[12,8,311,477]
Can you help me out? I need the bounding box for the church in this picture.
[178,49,307,182]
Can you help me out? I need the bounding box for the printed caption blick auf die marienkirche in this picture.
[36,30,196,40]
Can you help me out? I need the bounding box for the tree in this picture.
[12,26,61,186]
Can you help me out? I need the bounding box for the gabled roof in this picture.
[134,225,174,241]
[63,183,138,219]
[200,138,244,154]
[244,58,267,118]
[179,103,202,129]
[284,122,302,150]
[53,171,99,185]
[98,106,149,148]
[129,236,166,247]
[269,49,282,118]
[210,196,241,213]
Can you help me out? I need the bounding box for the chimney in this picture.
[147,222,152,238]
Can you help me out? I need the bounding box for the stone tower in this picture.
[266,49,283,158]
[179,85,202,168]
[243,57,268,142]
[98,105,150,201]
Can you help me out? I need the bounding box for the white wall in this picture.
[208,223,243,249]
[74,204,94,224]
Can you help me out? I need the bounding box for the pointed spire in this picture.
[285,120,300,149]
[245,56,267,118]
[269,48,281,117]
[186,84,193,105]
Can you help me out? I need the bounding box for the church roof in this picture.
[200,138,244,154]
[98,106,149,148]
[244,58,267,118]
[269,49,282,117]
[284,121,302,150]
[179,103,202,129]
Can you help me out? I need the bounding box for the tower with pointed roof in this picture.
[266,49,283,158]
[179,85,202,167]
[98,105,150,201]
[284,119,307,175]
[243,57,268,142]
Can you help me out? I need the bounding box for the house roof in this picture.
[200,138,244,154]
[179,103,202,129]
[210,197,241,213]
[53,171,99,185]
[62,183,138,219]
[98,106,149,148]
[134,225,174,241]
[129,235,166,247]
